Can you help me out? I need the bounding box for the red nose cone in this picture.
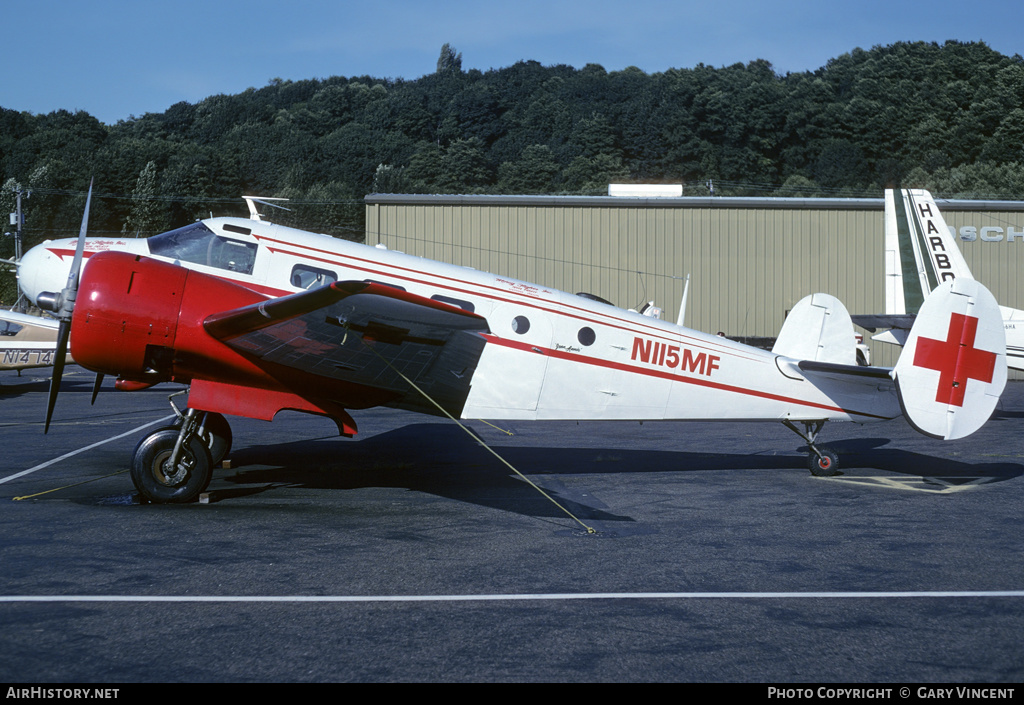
[70,251,187,379]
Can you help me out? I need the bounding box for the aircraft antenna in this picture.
[242,196,291,222]
[676,273,690,327]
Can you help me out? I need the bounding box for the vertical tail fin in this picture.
[893,278,1005,439]
[772,293,857,365]
[886,188,974,315]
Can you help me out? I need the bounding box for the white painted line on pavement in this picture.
[0,414,175,485]
[1,590,1022,604]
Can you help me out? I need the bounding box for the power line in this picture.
[10,187,366,206]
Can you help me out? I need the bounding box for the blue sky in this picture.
[6,0,1023,125]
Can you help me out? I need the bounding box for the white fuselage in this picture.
[0,309,62,371]
[19,218,900,424]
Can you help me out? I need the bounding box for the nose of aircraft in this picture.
[18,240,75,307]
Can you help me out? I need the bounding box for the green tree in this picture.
[981,109,1024,163]
[122,161,165,236]
[497,144,560,193]
[812,139,869,192]
[436,43,463,75]
[405,143,445,192]
[372,163,412,193]
[438,137,492,192]
[562,153,629,194]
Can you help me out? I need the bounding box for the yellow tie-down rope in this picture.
[361,337,597,534]
[14,469,128,501]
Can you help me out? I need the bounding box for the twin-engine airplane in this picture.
[852,188,1024,371]
[17,185,1007,503]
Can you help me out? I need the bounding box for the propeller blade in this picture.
[91,373,104,405]
[44,179,93,433]
[44,321,71,434]
[66,178,93,293]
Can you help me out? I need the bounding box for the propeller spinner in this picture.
[37,179,93,433]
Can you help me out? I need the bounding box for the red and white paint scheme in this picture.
[18,200,1007,503]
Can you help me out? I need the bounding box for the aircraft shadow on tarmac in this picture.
[0,367,184,398]
[992,406,1024,421]
[215,422,1024,521]
[221,423,637,523]
[0,375,54,396]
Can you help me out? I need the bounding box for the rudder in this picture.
[886,188,974,315]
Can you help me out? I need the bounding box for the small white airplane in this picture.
[0,309,63,372]
[17,186,1007,503]
[851,188,1024,371]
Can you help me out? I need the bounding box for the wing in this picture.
[204,281,490,418]
[0,308,60,332]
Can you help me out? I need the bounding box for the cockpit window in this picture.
[0,321,23,336]
[147,222,258,275]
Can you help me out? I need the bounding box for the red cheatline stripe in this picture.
[483,334,893,420]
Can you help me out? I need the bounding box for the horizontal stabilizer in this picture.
[871,328,910,346]
[773,293,856,365]
[798,360,892,380]
[850,313,916,332]
[893,278,1006,440]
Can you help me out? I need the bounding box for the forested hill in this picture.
[2,39,1023,249]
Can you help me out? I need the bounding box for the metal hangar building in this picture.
[364,193,1024,371]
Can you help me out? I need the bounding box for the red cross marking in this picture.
[913,312,997,407]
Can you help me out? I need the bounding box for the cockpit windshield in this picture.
[147,222,258,275]
[0,320,23,336]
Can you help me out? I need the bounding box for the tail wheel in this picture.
[808,447,840,477]
[131,428,213,504]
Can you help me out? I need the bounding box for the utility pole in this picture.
[7,187,29,311]
[12,188,27,262]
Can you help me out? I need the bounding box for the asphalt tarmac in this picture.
[1,366,1022,683]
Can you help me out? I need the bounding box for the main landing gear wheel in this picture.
[168,412,232,466]
[807,447,840,477]
[130,428,213,504]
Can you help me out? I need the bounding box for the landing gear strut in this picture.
[169,411,232,466]
[130,408,225,503]
[782,419,841,477]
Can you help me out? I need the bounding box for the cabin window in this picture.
[430,295,475,313]
[512,316,530,334]
[291,264,337,290]
[148,222,258,275]
[208,237,257,274]
[578,327,596,346]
